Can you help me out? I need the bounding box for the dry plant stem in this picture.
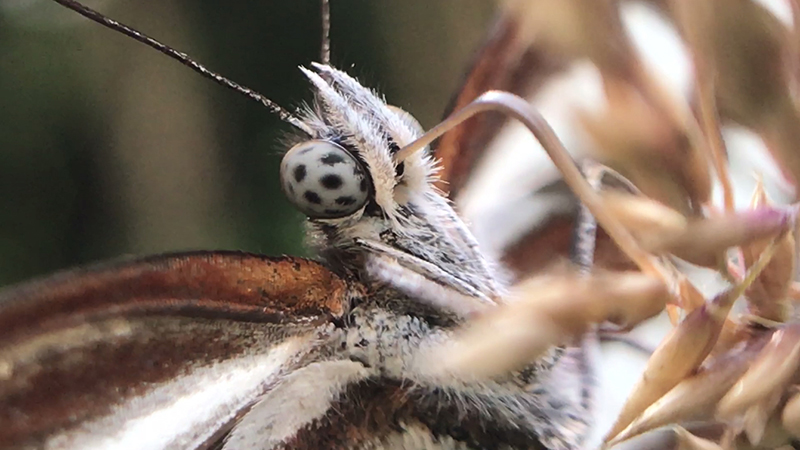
[629,61,711,207]
[718,324,800,419]
[397,91,670,284]
[695,68,734,212]
[673,0,734,212]
[790,282,800,301]
[719,231,787,310]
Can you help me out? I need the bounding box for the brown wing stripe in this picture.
[0,251,352,342]
[0,251,356,447]
[0,318,293,447]
[280,378,548,450]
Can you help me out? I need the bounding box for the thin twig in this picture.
[629,61,711,212]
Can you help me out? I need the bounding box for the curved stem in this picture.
[397,91,669,283]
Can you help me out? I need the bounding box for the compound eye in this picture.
[280,140,371,219]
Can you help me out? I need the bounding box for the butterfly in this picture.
[0,1,605,449]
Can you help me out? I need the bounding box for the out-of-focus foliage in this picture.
[0,0,494,286]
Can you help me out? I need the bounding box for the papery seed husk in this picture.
[679,275,706,313]
[780,390,800,439]
[761,101,800,187]
[580,84,697,217]
[741,185,796,322]
[741,395,784,446]
[676,0,800,186]
[649,208,793,268]
[674,427,724,450]
[666,304,681,326]
[750,179,768,209]
[621,167,696,219]
[680,128,713,208]
[439,272,668,378]
[665,270,705,326]
[605,302,727,442]
[436,313,563,381]
[746,234,796,322]
[512,272,668,331]
[709,318,751,359]
[718,325,800,419]
[743,232,795,322]
[609,339,763,445]
[602,192,687,241]
[674,0,789,125]
[524,0,634,76]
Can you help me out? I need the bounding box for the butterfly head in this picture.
[281,63,435,224]
[280,63,503,310]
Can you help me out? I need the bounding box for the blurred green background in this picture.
[0,0,495,287]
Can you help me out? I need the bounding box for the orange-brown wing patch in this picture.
[0,251,355,342]
[0,251,360,447]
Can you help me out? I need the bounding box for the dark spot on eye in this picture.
[388,141,400,153]
[360,178,368,192]
[320,174,343,190]
[293,165,306,182]
[320,152,346,166]
[395,162,405,177]
[304,191,322,204]
[335,196,357,206]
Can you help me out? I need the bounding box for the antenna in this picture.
[51,0,313,135]
[320,0,332,65]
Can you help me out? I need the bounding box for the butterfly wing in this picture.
[437,4,683,449]
[0,251,357,450]
[436,6,567,200]
[435,3,632,281]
